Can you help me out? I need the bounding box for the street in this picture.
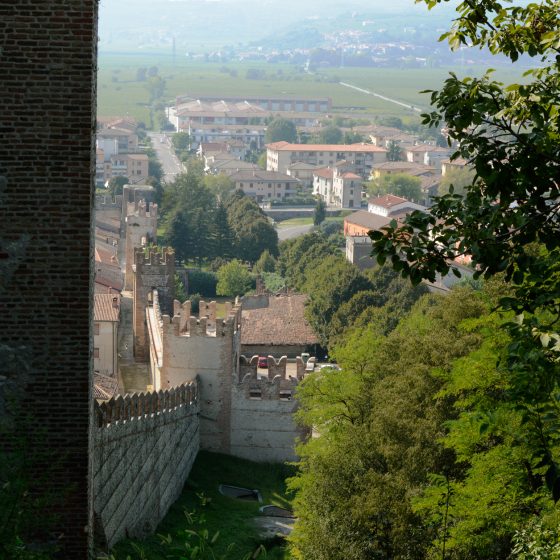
[147,132,185,183]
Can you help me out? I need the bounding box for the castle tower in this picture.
[133,247,175,360]
[124,198,158,290]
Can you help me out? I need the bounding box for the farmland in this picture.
[97,54,527,127]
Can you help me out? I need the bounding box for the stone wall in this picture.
[0,1,97,556]
[92,382,200,549]
[231,356,306,462]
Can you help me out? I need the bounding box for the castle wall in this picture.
[159,303,242,454]
[92,383,199,549]
[230,362,304,462]
[133,248,174,360]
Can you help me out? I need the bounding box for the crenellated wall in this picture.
[231,356,307,462]
[92,382,199,549]
[125,199,158,290]
[133,247,175,360]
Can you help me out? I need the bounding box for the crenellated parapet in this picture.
[95,194,123,211]
[161,298,241,339]
[94,381,198,427]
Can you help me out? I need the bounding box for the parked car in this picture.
[258,356,268,368]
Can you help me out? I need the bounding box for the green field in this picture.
[97,55,434,124]
[97,54,529,126]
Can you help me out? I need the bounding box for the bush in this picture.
[186,269,217,297]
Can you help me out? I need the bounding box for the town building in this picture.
[285,161,320,186]
[441,157,470,176]
[370,160,436,179]
[187,123,266,150]
[266,141,387,178]
[367,193,426,216]
[93,293,120,377]
[405,144,451,170]
[229,169,300,202]
[313,166,363,208]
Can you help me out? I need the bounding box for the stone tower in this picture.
[133,247,175,360]
[124,198,158,290]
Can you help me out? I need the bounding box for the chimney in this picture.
[112,296,119,309]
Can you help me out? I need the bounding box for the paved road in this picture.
[148,132,185,183]
[338,81,424,113]
[277,223,314,241]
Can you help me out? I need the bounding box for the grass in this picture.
[110,451,295,560]
[276,217,314,228]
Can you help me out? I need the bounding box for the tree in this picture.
[387,140,403,162]
[216,260,253,297]
[165,210,191,263]
[437,166,475,197]
[368,173,422,202]
[318,126,343,144]
[370,0,560,500]
[172,132,190,153]
[265,118,297,143]
[107,175,128,197]
[254,249,276,274]
[313,198,327,226]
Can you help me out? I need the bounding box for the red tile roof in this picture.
[94,294,120,322]
[368,194,409,209]
[241,294,318,346]
[266,141,387,153]
[313,167,334,179]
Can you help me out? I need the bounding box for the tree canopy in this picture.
[370,0,560,502]
[265,118,297,143]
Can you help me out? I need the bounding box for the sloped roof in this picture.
[266,141,387,153]
[94,294,120,322]
[368,194,409,209]
[241,294,318,346]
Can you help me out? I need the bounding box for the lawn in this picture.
[109,451,295,560]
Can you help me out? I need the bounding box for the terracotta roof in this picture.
[345,210,395,231]
[287,162,320,170]
[230,170,298,182]
[94,294,120,322]
[200,142,228,152]
[313,167,334,180]
[266,141,387,153]
[407,144,450,153]
[94,372,118,401]
[341,172,362,179]
[127,153,148,161]
[442,157,469,166]
[241,294,318,346]
[372,161,435,172]
[368,194,409,209]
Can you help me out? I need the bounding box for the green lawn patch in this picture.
[109,451,295,560]
[276,217,314,228]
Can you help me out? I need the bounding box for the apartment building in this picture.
[266,141,387,179]
[229,169,300,202]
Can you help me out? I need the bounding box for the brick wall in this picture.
[0,1,97,556]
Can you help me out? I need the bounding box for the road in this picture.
[277,223,314,241]
[338,81,424,113]
[148,132,185,183]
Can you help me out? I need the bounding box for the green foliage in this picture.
[226,191,279,263]
[367,173,422,202]
[175,273,187,303]
[254,250,276,274]
[312,198,326,226]
[265,118,297,143]
[187,269,218,298]
[290,289,488,560]
[369,0,560,501]
[437,166,475,197]
[318,126,343,144]
[108,176,128,197]
[386,140,403,162]
[216,260,254,297]
[203,175,235,202]
[172,132,190,153]
[511,520,560,560]
[261,272,286,293]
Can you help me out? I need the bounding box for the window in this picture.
[249,389,262,400]
[93,323,100,335]
[93,347,99,359]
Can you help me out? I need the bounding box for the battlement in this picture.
[94,381,198,427]
[162,298,242,338]
[134,246,174,268]
[95,194,123,211]
[239,354,306,383]
[127,198,158,219]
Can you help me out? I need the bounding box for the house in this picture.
[286,162,320,186]
[370,161,436,179]
[367,194,426,216]
[313,166,362,208]
[266,141,387,179]
[344,210,402,236]
[187,123,266,150]
[441,157,469,176]
[204,156,260,176]
[229,169,300,202]
[405,144,451,170]
[93,294,120,377]
[240,294,319,358]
